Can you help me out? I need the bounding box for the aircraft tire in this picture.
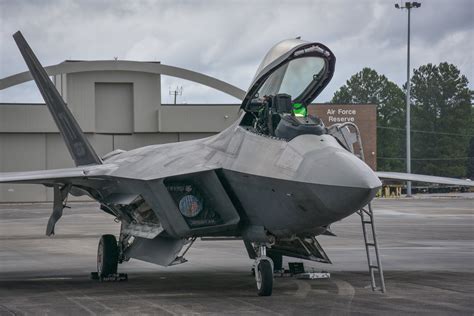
[256,259,273,296]
[268,251,283,271]
[97,234,119,277]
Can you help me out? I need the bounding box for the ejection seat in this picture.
[274,114,325,141]
[267,92,326,141]
[242,93,327,141]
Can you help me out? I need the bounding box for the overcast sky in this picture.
[0,0,472,104]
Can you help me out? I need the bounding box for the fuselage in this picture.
[102,114,381,238]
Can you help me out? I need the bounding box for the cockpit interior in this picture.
[239,40,336,141]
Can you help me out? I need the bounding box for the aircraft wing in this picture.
[375,171,473,187]
[0,164,120,236]
[0,165,116,185]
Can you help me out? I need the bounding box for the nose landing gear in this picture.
[254,244,274,296]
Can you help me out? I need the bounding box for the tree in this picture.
[332,68,406,171]
[465,95,474,179]
[467,137,474,179]
[410,63,472,177]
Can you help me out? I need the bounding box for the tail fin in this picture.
[13,31,101,166]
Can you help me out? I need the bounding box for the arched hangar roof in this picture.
[0,60,246,101]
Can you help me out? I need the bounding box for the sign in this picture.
[326,108,357,123]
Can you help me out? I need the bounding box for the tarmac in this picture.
[0,194,473,315]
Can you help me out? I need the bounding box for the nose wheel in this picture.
[254,244,274,296]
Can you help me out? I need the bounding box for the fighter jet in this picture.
[1,32,472,296]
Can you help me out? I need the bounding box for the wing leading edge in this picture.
[376,171,473,187]
[0,165,115,186]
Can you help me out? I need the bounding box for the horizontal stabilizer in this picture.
[13,31,101,166]
[376,172,473,187]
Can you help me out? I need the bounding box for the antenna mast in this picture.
[169,86,183,104]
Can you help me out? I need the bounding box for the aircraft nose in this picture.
[331,150,382,191]
[298,148,381,218]
[300,148,381,190]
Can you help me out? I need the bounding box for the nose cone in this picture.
[330,150,382,190]
[298,147,381,218]
[300,148,381,189]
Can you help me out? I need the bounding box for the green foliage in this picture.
[332,68,406,171]
[410,63,472,177]
[467,137,474,179]
[468,93,474,179]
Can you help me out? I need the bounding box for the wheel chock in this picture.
[90,272,128,282]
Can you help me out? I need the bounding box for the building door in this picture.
[95,82,133,133]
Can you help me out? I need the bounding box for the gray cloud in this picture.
[1,0,472,104]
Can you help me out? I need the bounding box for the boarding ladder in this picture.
[328,122,386,293]
[356,204,386,292]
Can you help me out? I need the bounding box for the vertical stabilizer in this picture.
[13,31,101,166]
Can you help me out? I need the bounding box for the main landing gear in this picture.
[254,244,274,296]
[97,234,119,276]
[91,234,127,281]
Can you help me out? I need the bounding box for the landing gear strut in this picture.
[254,244,273,296]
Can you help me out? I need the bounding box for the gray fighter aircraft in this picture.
[1,32,472,296]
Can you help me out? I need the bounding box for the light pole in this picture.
[395,1,421,197]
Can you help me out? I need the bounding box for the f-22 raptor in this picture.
[1,31,472,296]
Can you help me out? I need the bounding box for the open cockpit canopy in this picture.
[241,39,335,112]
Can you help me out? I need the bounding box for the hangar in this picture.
[0,60,376,202]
